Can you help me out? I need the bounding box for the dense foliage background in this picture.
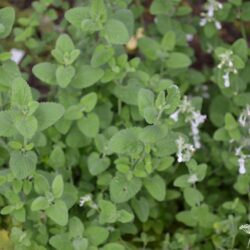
[0,0,250,249]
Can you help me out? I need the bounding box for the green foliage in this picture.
[0,1,250,249]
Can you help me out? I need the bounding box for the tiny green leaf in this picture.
[52,175,64,198]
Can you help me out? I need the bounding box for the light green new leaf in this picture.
[139,125,168,144]
[166,52,191,69]
[85,226,109,246]
[225,113,238,131]
[0,111,15,137]
[138,88,155,113]
[69,217,84,239]
[56,65,75,88]
[64,105,82,120]
[49,234,72,250]
[91,0,107,23]
[46,200,68,226]
[103,243,125,250]
[99,199,117,224]
[183,187,204,207]
[32,62,57,85]
[108,127,143,155]
[0,7,15,39]
[65,7,90,28]
[48,146,65,169]
[91,45,114,67]
[52,34,80,65]
[72,65,104,89]
[31,197,49,211]
[77,113,99,138]
[161,31,176,51]
[173,175,190,188]
[165,84,180,114]
[55,34,74,52]
[35,102,65,131]
[143,174,166,201]
[110,173,142,203]
[113,9,134,37]
[34,174,50,194]
[138,88,157,123]
[87,152,110,176]
[232,38,248,62]
[105,19,129,45]
[10,151,37,179]
[52,175,64,198]
[72,238,88,250]
[14,115,38,139]
[11,77,32,107]
[117,209,134,223]
[80,92,98,113]
[138,37,161,60]
[131,197,149,222]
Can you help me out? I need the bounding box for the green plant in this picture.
[0,0,250,249]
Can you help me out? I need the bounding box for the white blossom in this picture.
[238,156,246,175]
[217,50,238,88]
[170,110,180,122]
[239,105,250,128]
[200,0,223,30]
[240,224,250,234]
[79,194,92,207]
[11,48,25,64]
[186,34,194,42]
[176,137,195,163]
[172,97,206,149]
[223,71,230,88]
[190,111,206,149]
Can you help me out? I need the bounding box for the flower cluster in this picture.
[171,96,206,150]
[79,194,98,209]
[235,147,247,175]
[200,0,223,30]
[235,106,250,175]
[239,105,250,131]
[217,50,237,88]
[176,136,195,163]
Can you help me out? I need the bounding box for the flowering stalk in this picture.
[176,136,195,163]
[200,0,223,30]
[217,50,238,88]
[171,96,206,150]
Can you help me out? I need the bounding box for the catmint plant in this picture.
[0,0,249,249]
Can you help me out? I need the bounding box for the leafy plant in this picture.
[0,0,250,249]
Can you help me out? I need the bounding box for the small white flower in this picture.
[235,146,242,156]
[79,194,92,207]
[239,156,246,175]
[188,174,198,184]
[172,97,206,149]
[176,137,195,163]
[170,110,180,122]
[190,111,206,149]
[215,21,222,30]
[186,34,194,42]
[223,72,230,88]
[238,105,250,128]
[11,48,25,64]
[240,224,250,234]
[199,18,207,27]
[200,0,223,30]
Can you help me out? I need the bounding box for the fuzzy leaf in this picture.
[10,151,37,179]
[35,102,65,131]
